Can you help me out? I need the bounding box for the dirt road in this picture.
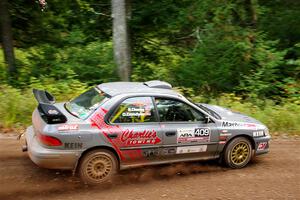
[0,135,299,200]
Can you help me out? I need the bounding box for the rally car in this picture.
[23,80,270,184]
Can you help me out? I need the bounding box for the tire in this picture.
[79,149,118,185]
[224,137,252,169]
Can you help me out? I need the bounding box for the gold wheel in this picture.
[86,154,113,181]
[224,137,252,168]
[79,150,117,185]
[230,142,250,165]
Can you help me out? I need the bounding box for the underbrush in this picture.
[0,82,87,131]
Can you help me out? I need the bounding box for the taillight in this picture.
[37,133,62,146]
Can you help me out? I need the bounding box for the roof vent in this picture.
[143,80,172,89]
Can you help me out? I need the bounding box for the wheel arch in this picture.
[222,134,255,153]
[74,145,121,173]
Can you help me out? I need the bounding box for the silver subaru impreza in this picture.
[23,80,270,184]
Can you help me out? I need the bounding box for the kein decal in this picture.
[64,142,83,149]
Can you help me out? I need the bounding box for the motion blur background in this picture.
[0,0,299,134]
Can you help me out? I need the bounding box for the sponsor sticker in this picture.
[219,132,231,142]
[177,128,210,143]
[143,148,160,157]
[48,109,59,115]
[64,142,83,149]
[221,121,257,129]
[58,124,79,131]
[257,142,267,150]
[121,129,161,146]
[176,145,207,154]
[253,131,264,137]
[121,102,152,117]
[162,148,176,155]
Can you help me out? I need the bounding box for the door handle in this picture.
[107,133,118,139]
[165,131,176,136]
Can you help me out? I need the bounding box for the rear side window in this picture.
[109,97,157,123]
[155,98,206,122]
[65,87,109,119]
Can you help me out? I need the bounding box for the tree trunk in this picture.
[0,0,16,77]
[112,0,131,81]
[245,0,257,28]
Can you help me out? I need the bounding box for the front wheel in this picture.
[78,149,118,185]
[224,137,252,168]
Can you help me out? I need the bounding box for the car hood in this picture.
[199,103,265,126]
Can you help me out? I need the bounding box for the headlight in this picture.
[264,128,270,137]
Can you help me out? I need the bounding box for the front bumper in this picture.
[25,126,81,170]
[254,135,271,155]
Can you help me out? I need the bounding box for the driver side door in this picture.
[154,97,219,161]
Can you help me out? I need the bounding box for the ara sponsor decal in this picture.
[257,142,268,150]
[121,129,161,145]
[177,128,210,143]
[222,121,257,129]
[253,130,264,137]
[177,128,194,138]
[176,145,207,154]
[57,124,79,131]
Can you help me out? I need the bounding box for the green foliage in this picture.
[1,0,300,134]
[0,85,35,128]
[0,81,87,129]
[132,38,185,83]
[202,94,300,135]
[12,41,117,86]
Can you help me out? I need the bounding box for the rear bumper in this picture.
[254,135,271,156]
[25,126,81,170]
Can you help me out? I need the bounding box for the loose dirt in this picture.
[0,135,299,200]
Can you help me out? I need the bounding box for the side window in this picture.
[109,97,157,123]
[155,98,206,122]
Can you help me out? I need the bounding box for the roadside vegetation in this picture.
[0,0,299,135]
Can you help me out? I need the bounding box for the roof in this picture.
[97,80,179,97]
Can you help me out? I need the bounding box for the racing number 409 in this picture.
[194,128,210,137]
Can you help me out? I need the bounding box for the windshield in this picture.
[195,103,221,120]
[65,87,109,119]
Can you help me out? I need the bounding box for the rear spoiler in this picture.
[33,89,67,124]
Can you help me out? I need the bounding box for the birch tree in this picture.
[112,0,131,81]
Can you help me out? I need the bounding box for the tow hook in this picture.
[22,145,28,152]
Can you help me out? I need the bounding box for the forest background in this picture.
[0,0,299,135]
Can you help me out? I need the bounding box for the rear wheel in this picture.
[79,149,118,185]
[224,137,252,168]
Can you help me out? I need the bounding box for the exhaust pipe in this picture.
[22,145,28,152]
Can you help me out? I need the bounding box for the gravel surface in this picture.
[0,135,299,200]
